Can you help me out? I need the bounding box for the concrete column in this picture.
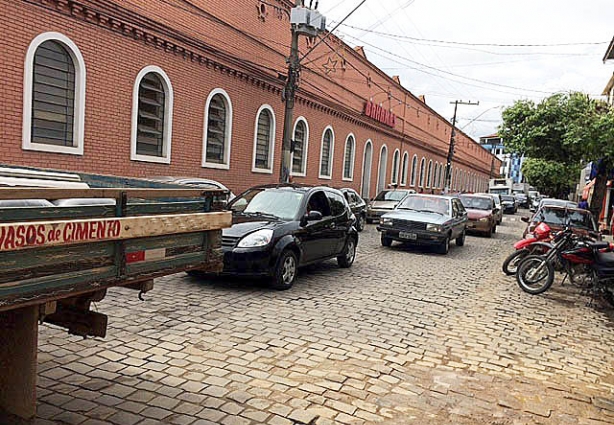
[0,306,38,420]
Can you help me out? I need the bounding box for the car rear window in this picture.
[533,207,596,230]
[374,190,408,202]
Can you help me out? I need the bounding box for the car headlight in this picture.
[479,217,490,222]
[380,217,393,226]
[426,223,443,232]
[237,229,274,248]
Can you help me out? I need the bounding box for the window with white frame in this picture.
[130,66,174,163]
[291,118,308,176]
[400,152,409,186]
[319,127,334,179]
[23,32,86,155]
[252,105,275,173]
[203,89,232,169]
[343,134,355,181]
[391,149,400,184]
[426,160,433,188]
[410,155,418,186]
[419,157,426,187]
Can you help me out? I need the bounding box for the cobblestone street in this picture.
[35,217,614,425]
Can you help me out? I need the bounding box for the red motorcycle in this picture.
[502,222,553,275]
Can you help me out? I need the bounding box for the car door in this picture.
[300,191,335,262]
[326,191,351,254]
[451,199,466,238]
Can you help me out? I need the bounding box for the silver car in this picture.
[377,194,468,254]
[366,189,414,223]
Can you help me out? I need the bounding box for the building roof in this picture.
[480,133,499,139]
[604,36,614,63]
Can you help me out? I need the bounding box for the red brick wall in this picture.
[0,0,499,197]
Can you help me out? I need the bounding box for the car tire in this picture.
[381,234,392,247]
[366,218,373,224]
[438,235,450,254]
[455,229,465,247]
[338,237,357,268]
[356,215,366,232]
[270,250,298,290]
[492,224,497,234]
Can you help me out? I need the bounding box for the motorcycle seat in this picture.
[596,251,614,267]
[588,241,610,250]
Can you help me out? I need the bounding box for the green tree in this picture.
[521,158,579,197]
[499,92,614,219]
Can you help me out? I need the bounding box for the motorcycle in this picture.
[501,222,552,275]
[515,227,578,295]
[516,227,614,303]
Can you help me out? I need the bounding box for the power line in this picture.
[338,23,608,47]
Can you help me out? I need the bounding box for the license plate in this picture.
[399,232,417,240]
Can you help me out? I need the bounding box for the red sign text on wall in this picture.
[364,101,396,128]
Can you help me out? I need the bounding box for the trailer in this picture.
[0,185,231,421]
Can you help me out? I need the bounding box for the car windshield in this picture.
[374,190,408,202]
[229,189,304,220]
[501,195,515,202]
[460,196,491,210]
[397,196,449,215]
[533,208,596,231]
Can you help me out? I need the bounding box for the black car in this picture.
[216,184,358,290]
[500,195,517,214]
[340,188,367,231]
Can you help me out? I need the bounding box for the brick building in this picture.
[0,0,500,197]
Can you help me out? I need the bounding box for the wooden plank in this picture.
[0,205,116,222]
[0,188,224,200]
[0,211,232,252]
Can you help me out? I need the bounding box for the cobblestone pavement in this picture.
[35,216,614,425]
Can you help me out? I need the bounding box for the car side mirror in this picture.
[306,211,323,222]
[521,216,530,223]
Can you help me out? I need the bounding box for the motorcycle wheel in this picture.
[516,255,555,295]
[502,248,530,275]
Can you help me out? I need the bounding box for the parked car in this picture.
[536,198,577,210]
[500,195,517,214]
[366,188,414,223]
[521,205,600,240]
[340,188,367,232]
[207,184,358,290]
[477,193,502,224]
[149,176,235,203]
[377,194,467,254]
[459,194,497,237]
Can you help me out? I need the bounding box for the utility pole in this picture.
[279,1,326,183]
[444,100,479,193]
[279,0,302,183]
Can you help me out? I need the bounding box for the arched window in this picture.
[426,160,433,188]
[23,32,86,155]
[410,155,418,187]
[419,157,426,188]
[291,117,309,176]
[319,126,334,179]
[203,89,233,169]
[343,134,356,181]
[377,145,388,193]
[400,152,409,186]
[252,105,275,173]
[391,149,400,185]
[361,140,373,198]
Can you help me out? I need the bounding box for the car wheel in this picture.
[381,234,392,247]
[338,237,357,268]
[438,235,450,254]
[456,229,465,246]
[270,250,298,290]
[366,218,373,224]
[356,214,366,232]
[492,224,497,234]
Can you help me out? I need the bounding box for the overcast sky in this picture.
[317,0,614,140]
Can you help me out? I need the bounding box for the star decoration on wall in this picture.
[322,57,338,75]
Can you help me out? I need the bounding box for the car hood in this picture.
[466,209,491,220]
[369,200,398,210]
[223,217,284,238]
[382,210,448,225]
